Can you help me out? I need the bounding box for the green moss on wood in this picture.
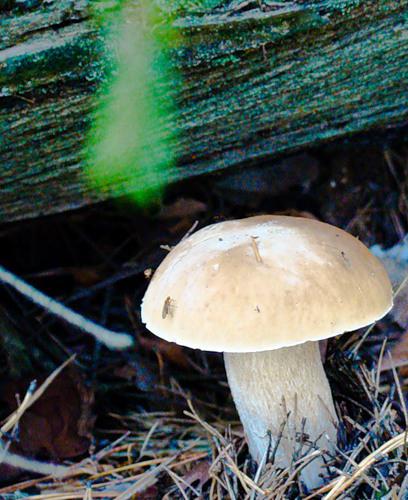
[0,0,408,221]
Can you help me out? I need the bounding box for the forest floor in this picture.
[0,133,408,498]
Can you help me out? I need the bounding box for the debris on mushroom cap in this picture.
[141,215,393,352]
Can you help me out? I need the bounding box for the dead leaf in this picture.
[134,485,159,498]
[113,357,157,392]
[181,460,210,492]
[390,292,408,330]
[140,336,191,370]
[28,266,105,287]
[371,238,408,328]
[0,367,94,480]
[68,266,105,287]
[215,154,319,207]
[370,238,408,371]
[275,209,319,220]
[380,331,408,373]
[158,198,207,220]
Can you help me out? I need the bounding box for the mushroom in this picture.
[141,215,392,488]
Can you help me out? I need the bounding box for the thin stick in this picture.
[324,430,408,499]
[164,466,200,498]
[250,237,263,263]
[180,220,199,242]
[115,455,177,500]
[0,449,69,477]
[0,264,133,350]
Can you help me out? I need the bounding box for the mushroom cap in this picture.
[141,215,393,352]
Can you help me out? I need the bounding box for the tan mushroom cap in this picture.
[141,215,393,352]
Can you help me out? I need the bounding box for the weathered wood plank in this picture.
[1,0,408,221]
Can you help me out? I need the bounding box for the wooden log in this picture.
[1,0,408,222]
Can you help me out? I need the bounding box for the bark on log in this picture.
[1,0,408,222]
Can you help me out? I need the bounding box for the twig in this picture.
[0,449,69,478]
[250,236,263,263]
[323,430,408,499]
[180,220,199,242]
[115,455,178,500]
[164,465,200,498]
[0,264,133,350]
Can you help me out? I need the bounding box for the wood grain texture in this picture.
[1,0,408,222]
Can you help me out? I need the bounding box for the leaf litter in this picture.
[0,141,408,497]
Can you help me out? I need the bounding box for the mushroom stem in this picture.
[224,341,338,489]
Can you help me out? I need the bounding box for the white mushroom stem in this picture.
[224,341,338,489]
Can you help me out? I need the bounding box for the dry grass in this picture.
[1,323,408,499]
[1,143,408,498]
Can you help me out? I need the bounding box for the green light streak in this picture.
[86,1,179,207]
